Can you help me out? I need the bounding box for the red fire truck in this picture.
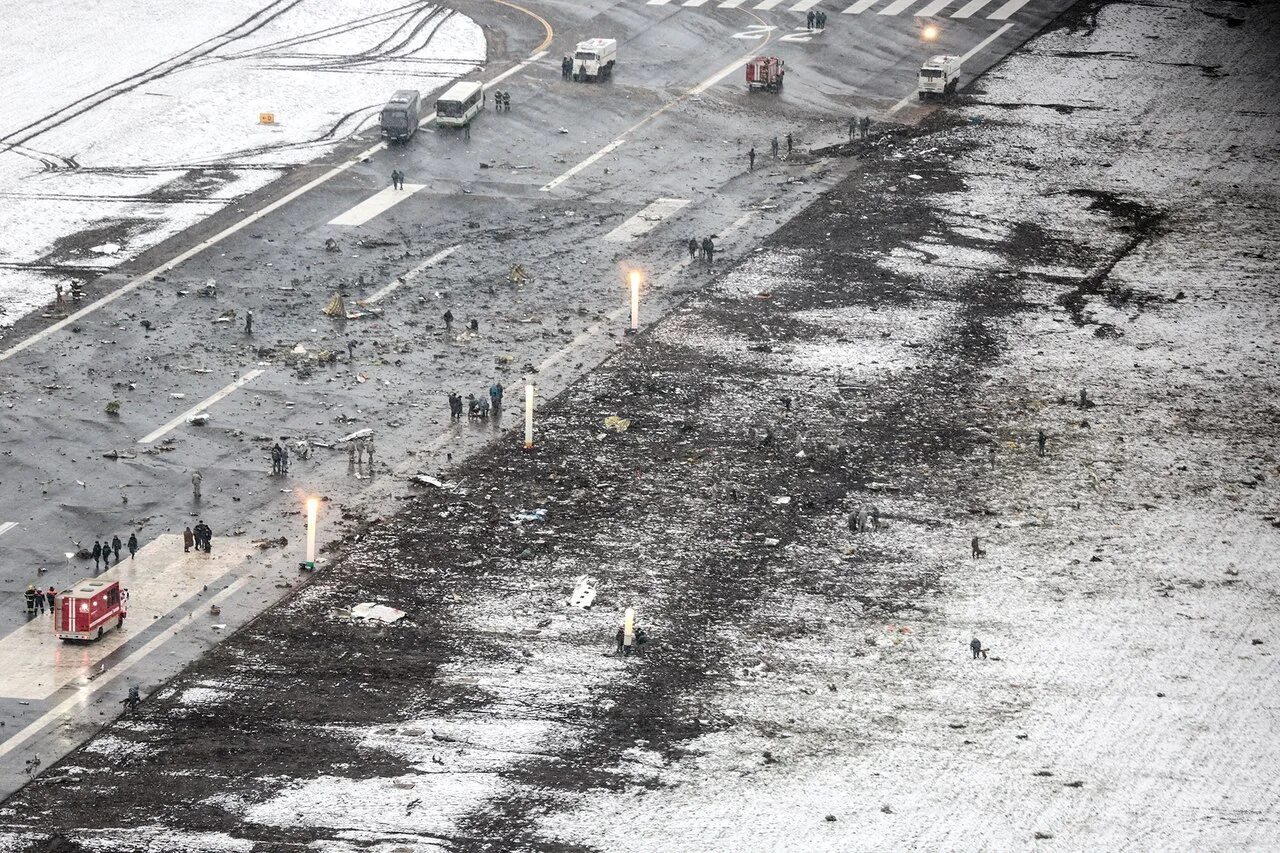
[55,579,127,641]
[746,56,785,92]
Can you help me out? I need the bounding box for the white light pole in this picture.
[524,383,535,450]
[629,270,642,331]
[305,497,318,569]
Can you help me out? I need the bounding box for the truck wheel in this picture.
[96,627,104,639]
[117,615,125,630]
[918,92,926,101]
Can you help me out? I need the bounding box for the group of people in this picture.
[24,585,57,617]
[91,534,138,569]
[560,54,574,78]
[348,436,375,468]
[848,506,881,533]
[848,115,872,140]
[447,383,504,421]
[271,441,291,476]
[183,521,214,554]
[686,236,717,264]
[492,90,512,111]
[390,169,407,190]
[806,9,829,28]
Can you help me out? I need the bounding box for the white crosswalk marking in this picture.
[878,0,919,13]
[843,0,879,12]
[718,0,747,6]
[987,0,1031,18]
[647,0,673,5]
[790,0,822,8]
[0,522,16,538]
[916,0,954,14]
[754,0,785,8]
[684,0,711,5]
[950,0,992,16]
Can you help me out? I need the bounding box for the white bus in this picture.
[435,81,485,128]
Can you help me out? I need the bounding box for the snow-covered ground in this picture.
[0,0,484,328]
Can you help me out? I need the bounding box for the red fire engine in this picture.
[54,579,127,641]
[746,56,785,92]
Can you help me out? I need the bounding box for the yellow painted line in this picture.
[489,0,554,53]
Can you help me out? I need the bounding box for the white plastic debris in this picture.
[350,603,405,623]
[567,575,597,609]
[90,242,121,255]
[771,496,792,505]
[340,428,373,443]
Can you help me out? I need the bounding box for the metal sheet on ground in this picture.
[0,534,256,700]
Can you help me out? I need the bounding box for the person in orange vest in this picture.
[24,585,37,617]
[45,587,56,613]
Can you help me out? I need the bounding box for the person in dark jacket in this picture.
[128,533,138,559]
[24,585,37,616]
[489,382,504,411]
[111,535,122,564]
[970,637,985,660]
[687,237,698,260]
[701,237,715,265]
[91,540,102,569]
[183,526,194,553]
[45,586,56,612]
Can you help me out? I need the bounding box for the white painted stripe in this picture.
[0,49,547,367]
[603,198,691,242]
[878,0,918,13]
[754,0,785,8]
[843,0,879,12]
[916,0,953,14]
[950,0,991,17]
[648,0,672,5]
[540,139,626,192]
[329,184,425,227]
[138,369,265,444]
[363,245,460,304]
[691,53,759,95]
[484,51,548,89]
[888,90,919,114]
[0,140,383,365]
[791,0,823,9]
[0,575,251,762]
[684,0,711,6]
[987,0,1031,19]
[0,522,16,538]
[959,21,1013,60]
[731,211,754,230]
[718,0,747,6]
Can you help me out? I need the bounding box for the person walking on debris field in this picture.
[45,586,56,612]
[786,132,793,155]
[183,526,195,553]
[687,238,698,261]
[111,535,122,564]
[91,540,102,570]
[848,117,857,141]
[365,438,375,470]
[702,236,715,265]
[1037,429,1048,457]
[33,584,45,615]
[128,532,138,560]
[972,536,984,559]
[772,136,780,158]
[971,637,985,660]
[244,309,253,335]
[806,9,815,28]
[191,470,202,501]
[271,443,283,476]
[443,309,454,331]
[490,381,504,412]
[24,585,37,617]
[748,146,756,171]
[819,10,827,28]
[860,116,871,140]
[281,441,290,474]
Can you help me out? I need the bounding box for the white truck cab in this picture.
[918,54,961,99]
[573,38,617,82]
